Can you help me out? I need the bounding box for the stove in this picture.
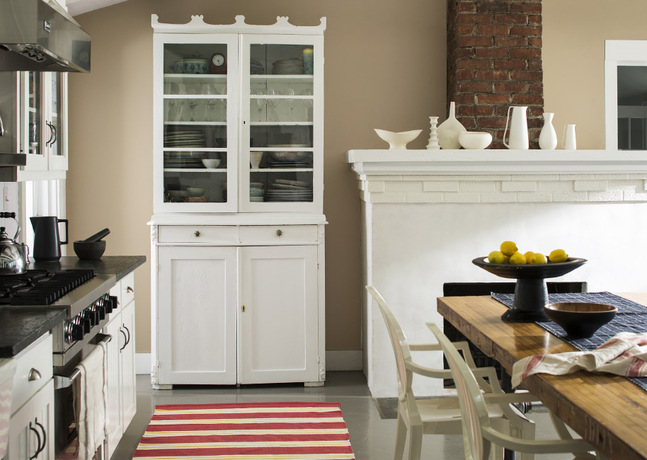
[0,268,118,366]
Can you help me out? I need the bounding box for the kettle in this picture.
[0,212,29,275]
[31,216,68,262]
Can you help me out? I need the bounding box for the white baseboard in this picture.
[136,353,151,374]
[325,350,363,371]
[135,350,363,375]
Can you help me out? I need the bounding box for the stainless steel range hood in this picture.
[0,0,91,73]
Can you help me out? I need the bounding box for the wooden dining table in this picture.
[437,293,647,460]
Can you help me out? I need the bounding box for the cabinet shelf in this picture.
[164,168,227,173]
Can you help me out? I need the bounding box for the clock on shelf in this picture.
[210,52,227,74]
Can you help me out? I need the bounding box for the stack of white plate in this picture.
[164,130,206,148]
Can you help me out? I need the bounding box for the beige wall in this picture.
[67,0,647,356]
[67,0,447,354]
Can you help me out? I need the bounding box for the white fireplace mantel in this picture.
[348,149,647,175]
[348,148,647,398]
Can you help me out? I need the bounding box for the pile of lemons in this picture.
[488,241,569,265]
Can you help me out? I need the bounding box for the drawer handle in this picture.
[28,368,41,381]
[194,230,201,237]
[126,286,134,294]
[276,229,283,237]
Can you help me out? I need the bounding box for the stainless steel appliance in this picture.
[0,0,91,73]
[0,267,118,456]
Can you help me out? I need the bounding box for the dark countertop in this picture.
[0,255,146,358]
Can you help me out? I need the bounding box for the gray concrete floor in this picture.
[113,372,576,460]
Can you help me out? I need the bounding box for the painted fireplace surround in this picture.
[348,148,647,398]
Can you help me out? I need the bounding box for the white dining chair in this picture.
[427,321,605,460]
[367,286,536,460]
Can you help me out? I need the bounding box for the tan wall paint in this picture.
[543,0,647,149]
[68,0,646,356]
[67,0,447,354]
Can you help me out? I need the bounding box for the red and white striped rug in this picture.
[133,402,356,459]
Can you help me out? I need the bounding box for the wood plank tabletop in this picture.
[437,294,647,460]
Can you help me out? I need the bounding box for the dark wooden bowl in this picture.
[544,302,617,338]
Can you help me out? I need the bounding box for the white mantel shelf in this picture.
[347,149,647,175]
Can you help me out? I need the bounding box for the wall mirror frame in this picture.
[605,40,647,150]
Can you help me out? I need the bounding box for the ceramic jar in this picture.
[539,112,558,150]
[437,102,466,149]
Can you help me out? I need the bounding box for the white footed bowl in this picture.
[458,131,492,149]
[374,129,423,150]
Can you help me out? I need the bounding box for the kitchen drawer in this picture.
[239,225,319,245]
[158,226,239,244]
[120,272,135,307]
[11,333,52,414]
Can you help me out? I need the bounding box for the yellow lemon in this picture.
[500,241,518,257]
[549,249,568,263]
[488,250,505,264]
[529,253,547,264]
[524,251,535,263]
[509,252,526,264]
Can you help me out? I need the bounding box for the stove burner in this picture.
[0,269,95,305]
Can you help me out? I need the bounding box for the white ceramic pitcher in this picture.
[503,106,529,150]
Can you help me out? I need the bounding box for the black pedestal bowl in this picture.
[472,257,587,323]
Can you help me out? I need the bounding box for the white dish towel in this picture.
[74,341,108,460]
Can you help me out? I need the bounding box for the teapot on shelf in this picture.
[0,212,29,274]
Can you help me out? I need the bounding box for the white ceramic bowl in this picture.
[270,151,308,162]
[458,131,492,149]
[186,187,205,197]
[374,129,422,150]
[201,159,221,169]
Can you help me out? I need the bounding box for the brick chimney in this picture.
[446,0,543,148]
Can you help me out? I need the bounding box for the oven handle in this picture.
[53,333,112,390]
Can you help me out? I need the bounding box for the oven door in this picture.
[53,334,110,460]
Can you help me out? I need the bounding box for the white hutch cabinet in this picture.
[149,15,326,388]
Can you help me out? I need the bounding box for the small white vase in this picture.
[538,112,558,150]
[427,116,440,149]
[437,102,466,149]
[562,124,577,150]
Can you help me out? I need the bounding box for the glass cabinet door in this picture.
[241,38,321,212]
[25,72,46,169]
[159,38,237,211]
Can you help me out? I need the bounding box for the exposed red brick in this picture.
[457,35,494,47]
[458,81,493,92]
[456,69,475,81]
[527,58,542,70]
[476,3,509,14]
[512,3,541,14]
[476,116,509,129]
[494,13,528,24]
[510,48,541,59]
[510,70,542,81]
[511,93,544,105]
[528,37,542,47]
[476,24,510,35]
[494,36,528,47]
[456,2,476,13]
[477,94,510,104]
[476,105,495,116]
[457,59,492,70]
[456,93,476,105]
[475,70,510,81]
[494,82,529,93]
[458,13,494,25]
[475,48,509,59]
[510,25,541,36]
[493,59,527,70]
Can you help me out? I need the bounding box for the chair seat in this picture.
[408,396,507,426]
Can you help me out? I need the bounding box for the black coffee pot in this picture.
[31,216,68,261]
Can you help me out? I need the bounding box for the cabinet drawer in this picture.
[11,334,53,414]
[239,225,319,245]
[159,226,238,244]
[120,272,135,307]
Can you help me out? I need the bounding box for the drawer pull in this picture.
[126,286,134,294]
[276,229,283,237]
[194,230,201,237]
[28,368,41,381]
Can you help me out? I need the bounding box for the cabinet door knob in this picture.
[241,305,246,312]
[194,230,201,237]
[28,368,41,381]
[276,229,283,237]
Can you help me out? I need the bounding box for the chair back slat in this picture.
[428,322,492,459]
[367,286,413,399]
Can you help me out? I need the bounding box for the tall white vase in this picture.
[538,112,558,150]
[437,102,466,149]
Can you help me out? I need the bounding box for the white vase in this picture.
[562,124,577,150]
[538,112,558,150]
[427,116,440,149]
[437,102,466,149]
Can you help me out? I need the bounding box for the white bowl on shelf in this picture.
[201,159,221,169]
[186,187,205,197]
[458,131,492,149]
[374,129,422,150]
